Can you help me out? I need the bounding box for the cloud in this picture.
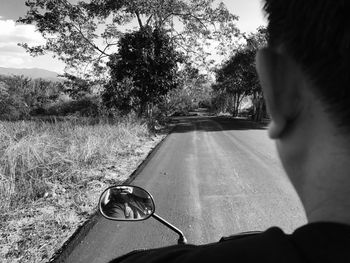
[0,48,65,73]
[0,19,45,45]
[0,19,59,70]
[0,44,24,53]
[0,54,25,67]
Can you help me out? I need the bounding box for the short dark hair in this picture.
[263,0,350,129]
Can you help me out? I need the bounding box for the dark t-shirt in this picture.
[110,223,350,263]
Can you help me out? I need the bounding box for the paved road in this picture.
[65,116,307,263]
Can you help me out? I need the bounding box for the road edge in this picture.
[49,129,174,263]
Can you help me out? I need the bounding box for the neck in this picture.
[301,134,350,225]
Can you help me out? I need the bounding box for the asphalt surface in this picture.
[65,116,307,263]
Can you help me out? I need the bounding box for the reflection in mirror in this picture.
[99,185,155,221]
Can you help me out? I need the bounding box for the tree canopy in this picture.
[102,26,180,115]
[0,75,63,120]
[212,27,267,118]
[18,0,240,77]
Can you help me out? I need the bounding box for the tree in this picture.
[212,27,268,120]
[245,26,268,50]
[62,73,96,99]
[177,64,211,108]
[157,64,212,116]
[0,75,63,119]
[102,26,180,116]
[245,27,268,121]
[18,0,239,79]
[213,48,258,116]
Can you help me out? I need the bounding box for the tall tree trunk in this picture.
[235,94,241,116]
[252,91,264,122]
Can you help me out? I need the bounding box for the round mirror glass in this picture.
[99,185,155,221]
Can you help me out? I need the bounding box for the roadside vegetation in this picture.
[0,117,163,262]
[211,27,269,120]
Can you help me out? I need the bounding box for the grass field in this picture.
[0,117,164,262]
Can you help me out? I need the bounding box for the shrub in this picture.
[45,96,101,117]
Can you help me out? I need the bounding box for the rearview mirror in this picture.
[99,185,155,221]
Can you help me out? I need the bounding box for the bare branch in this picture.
[74,23,112,57]
[146,14,153,26]
[135,11,143,29]
[60,0,111,57]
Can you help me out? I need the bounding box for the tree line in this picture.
[8,0,267,122]
[212,27,268,121]
[0,75,62,120]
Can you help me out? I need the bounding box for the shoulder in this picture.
[290,222,350,263]
[189,227,301,262]
[112,227,302,263]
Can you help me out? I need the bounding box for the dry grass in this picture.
[0,117,164,262]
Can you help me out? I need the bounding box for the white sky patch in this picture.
[0,19,64,72]
[224,0,267,33]
[0,56,25,66]
[0,19,45,45]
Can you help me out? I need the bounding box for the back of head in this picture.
[263,0,350,131]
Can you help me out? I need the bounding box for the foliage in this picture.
[177,64,212,108]
[102,27,180,116]
[246,27,268,121]
[0,75,106,120]
[146,63,212,118]
[18,0,242,111]
[61,73,97,99]
[212,27,268,119]
[18,0,239,78]
[0,75,63,120]
[157,87,193,117]
[18,0,105,72]
[212,48,258,116]
[45,95,101,117]
[245,26,268,50]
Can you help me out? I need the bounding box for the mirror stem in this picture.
[151,213,187,245]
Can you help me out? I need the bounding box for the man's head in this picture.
[262,0,350,125]
[256,0,350,210]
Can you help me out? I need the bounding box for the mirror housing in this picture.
[99,185,155,221]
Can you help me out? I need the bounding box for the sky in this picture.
[0,0,266,73]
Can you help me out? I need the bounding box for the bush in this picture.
[157,88,193,117]
[0,76,64,121]
[198,99,212,109]
[45,96,101,117]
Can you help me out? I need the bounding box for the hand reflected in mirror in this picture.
[99,185,155,221]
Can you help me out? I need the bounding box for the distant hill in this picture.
[0,67,62,81]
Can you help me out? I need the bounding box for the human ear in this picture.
[256,48,302,139]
